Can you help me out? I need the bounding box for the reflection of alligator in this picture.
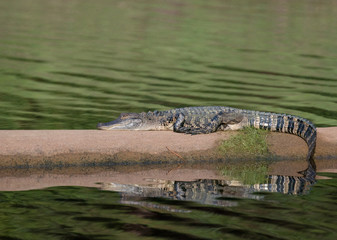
[102,162,316,207]
[97,106,317,165]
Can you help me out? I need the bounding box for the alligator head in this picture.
[97,112,164,130]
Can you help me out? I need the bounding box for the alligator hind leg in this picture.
[188,112,244,134]
[174,112,244,134]
[220,112,244,125]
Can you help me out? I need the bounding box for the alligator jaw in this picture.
[97,118,142,130]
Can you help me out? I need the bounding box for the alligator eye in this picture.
[120,113,129,119]
[120,112,140,119]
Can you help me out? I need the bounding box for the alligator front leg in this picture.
[174,112,244,134]
[173,113,189,133]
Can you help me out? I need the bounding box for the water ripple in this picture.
[208,65,337,82]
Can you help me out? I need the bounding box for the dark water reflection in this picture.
[99,158,316,210]
[0,171,336,239]
[1,159,335,239]
[0,0,336,129]
[103,172,316,208]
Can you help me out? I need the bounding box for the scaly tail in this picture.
[242,110,317,167]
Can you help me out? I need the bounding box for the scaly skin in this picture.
[97,106,317,166]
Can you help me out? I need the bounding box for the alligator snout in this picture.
[97,122,108,130]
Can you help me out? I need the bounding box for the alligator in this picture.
[97,106,317,165]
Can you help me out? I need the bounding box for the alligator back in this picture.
[168,106,317,162]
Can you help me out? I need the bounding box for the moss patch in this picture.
[218,127,269,159]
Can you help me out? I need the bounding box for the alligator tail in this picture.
[244,111,317,164]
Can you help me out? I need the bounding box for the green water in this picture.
[0,0,337,129]
[0,172,336,240]
[1,1,336,239]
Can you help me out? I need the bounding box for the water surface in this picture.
[0,0,336,129]
[0,167,336,240]
[0,1,337,238]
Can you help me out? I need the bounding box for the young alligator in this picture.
[97,106,317,163]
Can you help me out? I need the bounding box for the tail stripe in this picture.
[297,119,305,135]
[308,131,317,148]
[288,117,294,133]
[267,115,272,130]
[304,126,314,139]
[282,115,289,133]
[276,115,284,131]
[249,117,255,127]
[259,114,268,130]
[271,114,278,131]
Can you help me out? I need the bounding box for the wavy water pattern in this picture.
[0,172,336,239]
[0,0,336,129]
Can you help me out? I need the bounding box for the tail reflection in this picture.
[101,162,316,207]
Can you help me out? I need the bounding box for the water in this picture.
[0,0,336,129]
[0,164,336,240]
[1,1,337,239]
